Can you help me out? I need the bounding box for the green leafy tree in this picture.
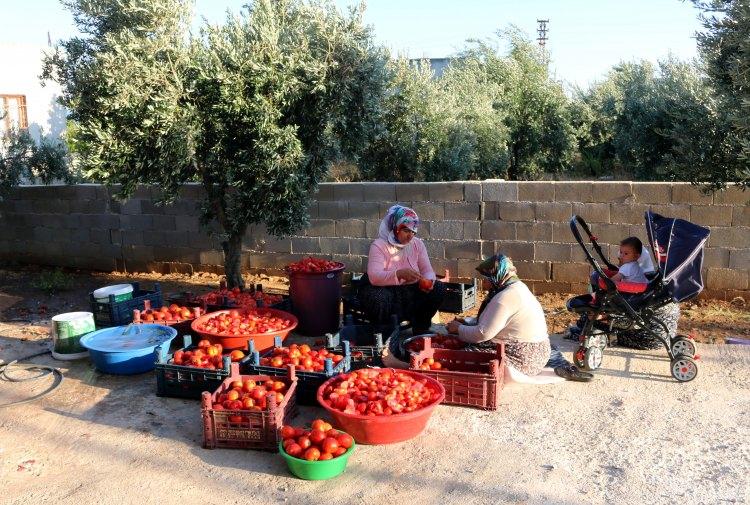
[43,0,388,287]
[0,127,72,198]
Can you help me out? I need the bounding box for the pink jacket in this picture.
[366,238,436,286]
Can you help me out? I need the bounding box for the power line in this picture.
[537,19,549,49]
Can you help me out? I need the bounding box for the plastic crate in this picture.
[133,300,203,338]
[409,337,505,410]
[153,335,233,399]
[325,315,399,370]
[201,368,298,451]
[168,283,290,312]
[439,279,478,314]
[242,336,351,406]
[89,282,163,327]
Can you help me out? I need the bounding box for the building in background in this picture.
[0,43,66,142]
[409,57,455,78]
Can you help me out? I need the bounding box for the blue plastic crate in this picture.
[325,314,399,369]
[89,282,163,328]
[153,335,233,400]
[241,336,351,405]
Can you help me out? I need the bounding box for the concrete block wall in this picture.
[0,181,747,299]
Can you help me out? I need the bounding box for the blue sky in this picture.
[3,0,704,88]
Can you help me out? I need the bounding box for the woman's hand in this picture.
[396,268,421,284]
[446,320,461,334]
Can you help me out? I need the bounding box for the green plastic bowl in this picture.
[279,440,356,480]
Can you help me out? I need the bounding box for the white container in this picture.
[93,284,134,304]
[51,312,95,360]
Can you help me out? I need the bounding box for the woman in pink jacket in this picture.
[357,205,445,334]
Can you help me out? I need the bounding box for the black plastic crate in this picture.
[325,314,399,370]
[89,282,163,327]
[167,284,291,313]
[241,337,351,405]
[439,279,478,313]
[153,335,233,399]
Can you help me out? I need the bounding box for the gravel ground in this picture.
[1,326,748,505]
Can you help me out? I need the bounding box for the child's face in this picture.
[618,245,640,265]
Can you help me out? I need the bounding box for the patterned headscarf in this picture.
[476,254,520,315]
[378,205,420,248]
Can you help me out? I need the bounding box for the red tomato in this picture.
[230,350,245,362]
[280,426,296,440]
[337,433,354,449]
[322,437,339,454]
[297,436,311,450]
[303,448,321,461]
[309,430,326,445]
[285,443,303,458]
[319,452,333,461]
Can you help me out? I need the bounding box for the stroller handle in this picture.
[569,215,619,293]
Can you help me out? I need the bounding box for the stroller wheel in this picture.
[670,356,698,382]
[670,335,697,358]
[584,346,603,371]
[574,346,586,368]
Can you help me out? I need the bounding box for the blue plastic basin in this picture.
[80,324,178,375]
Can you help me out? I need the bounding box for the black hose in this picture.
[0,350,64,408]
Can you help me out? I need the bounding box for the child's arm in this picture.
[610,272,624,282]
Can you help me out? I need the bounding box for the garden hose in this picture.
[0,350,64,408]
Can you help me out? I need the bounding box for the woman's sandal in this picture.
[554,365,594,382]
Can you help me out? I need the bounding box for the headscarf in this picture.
[377,205,420,248]
[476,254,520,316]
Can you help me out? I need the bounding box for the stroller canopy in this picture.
[645,211,710,302]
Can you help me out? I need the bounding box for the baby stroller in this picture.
[566,212,710,382]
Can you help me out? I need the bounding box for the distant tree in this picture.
[43,0,388,287]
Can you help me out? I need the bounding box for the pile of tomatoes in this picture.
[171,339,245,369]
[416,358,444,371]
[259,344,345,372]
[199,287,283,309]
[194,309,293,337]
[280,419,354,461]
[320,369,442,416]
[137,304,198,323]
[406,335,466,352]
[211,376,289,414]
[286,257,344,274]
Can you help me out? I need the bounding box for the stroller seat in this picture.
[596,277,649,294]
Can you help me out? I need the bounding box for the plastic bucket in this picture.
[93,284,134,304]
[288,264,345,336]
[80,324,178,375]
[50,312,95,360]
[279,441,355,480]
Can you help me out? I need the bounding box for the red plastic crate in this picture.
[132,300,203,338]
[201,368,298,451]
[409,338,505,411]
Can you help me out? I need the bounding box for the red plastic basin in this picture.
[316,369,445,445]
[190,308,298,352]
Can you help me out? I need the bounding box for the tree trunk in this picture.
[222,228,246,290]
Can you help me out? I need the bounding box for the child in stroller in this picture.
[565,212,710,382]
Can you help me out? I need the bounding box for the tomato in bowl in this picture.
[190,308,298,352]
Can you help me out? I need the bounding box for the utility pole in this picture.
[536,19,549,68]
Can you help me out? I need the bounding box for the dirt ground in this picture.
[1,266,749,505]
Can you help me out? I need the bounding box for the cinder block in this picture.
[315,184,335,201]
[445,202,481,220]
[514,260,551,281]
[348,202,380,219]
[428,182,465,202]
[422,240,445,259]
[151,215,176,230]
[555,183,593,203]
[456,259,481,278]
[318,201,348,219]
[518,182,554,202]
[609,204,650,225]
[714,186,750,205]
[552,262,591,283]
[396,183,429,202]
[159,231,189,248]
[412,203,445,222]
[333,254,366,273]
[264,237,293,253]
[444,241,482,260]
[535,243,572,262]
[307,202,319,219]
[482,202,499,220]
[709,227,750,248]
[733,206,750,226]
[463,221,481,240]
[292,237,321,254]
[706,267,749,290]
[481,221,516,241]
[175,215,200,232]
[320,238,350,255]
[482,181,518,202]
[592,223,633,246]
[305,219,336,237]
[729,249,750,269]
[431,259,459,278]
[177,183,204,200]
[348,238,372,256]
[535,202,572,222]
[464,182,482,201]
[672,184,714,204]
[117,198,143,215]
[417,221,432,239]
[122,245,155,262]
[529,281,574,295]
[702,248,730,268]
[89,229,110,244]
[590,182,634,203]
[122,231,144,246]
[333,183,364,202]
[551,222,576,243]
[650,204,691,221]
[119,214,153,231]
[498,202,535,221]
[336,219,366,238]
[431,221,465,240]
[493,241,534,262]
[572,202,609,223]
[517,222,553,242]
[361,183,397,202]
[163,200,199,216]
[632,183,672,204]
[365,220,380,239]
[200,250,225,265]
[188,232,214,250]
[690,205,733,226]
